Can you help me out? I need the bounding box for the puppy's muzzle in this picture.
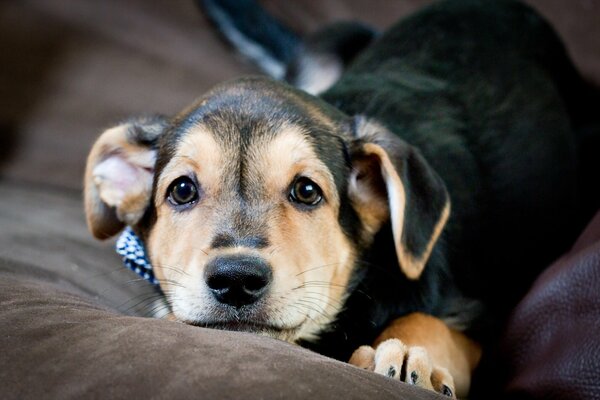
[204,254,272,308]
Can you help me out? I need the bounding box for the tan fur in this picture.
[84,124,156,239]
[351,142,450,280]
[148,127,226,320]
[349,345,376,370]
[253,126,355,341]
[348,117,451,280]
[374,313,481,397]
[350,336,458,396]
[348,154,390,238]
[431,368,456,397]
[83,81,472,398]
[146,124,355,342]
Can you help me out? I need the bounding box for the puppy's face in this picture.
[147,83,357,342]
[85,77,449,343]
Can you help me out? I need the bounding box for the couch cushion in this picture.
[0,181,441,400]
[0,276,442,400]
[501,211,600,399]
[0,182,157,316]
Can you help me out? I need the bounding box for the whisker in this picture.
[295,262,341,277]
[294,281,373,301]
[187,244,210,256]
[285,303,322,326]
[93,277,153,300]
[152,263,191,277]
[294,299,339,321]
[268,245,282,256]
[121,277,154,286]
[301,292,346,308]
[159,278,186,288]
[145,300,172,318]
[120,294,166,314]
[293,281,348,290]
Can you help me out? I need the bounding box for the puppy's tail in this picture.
[198,0,300,79]
[197,0,378,94]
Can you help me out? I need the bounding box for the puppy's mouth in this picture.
[192,320,291,333]
[186,319,305,341]
[182,306,307,337]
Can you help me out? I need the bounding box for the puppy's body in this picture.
[85,0,598,397]
[308,0,581,358]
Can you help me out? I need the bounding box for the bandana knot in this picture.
[116,227,159,286]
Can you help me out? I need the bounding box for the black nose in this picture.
[204,255,272,308]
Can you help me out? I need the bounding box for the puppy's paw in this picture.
[349,339,456,398]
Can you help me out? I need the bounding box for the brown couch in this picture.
[1,1,599,398]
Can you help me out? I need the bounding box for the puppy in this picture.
[85,0,597,397]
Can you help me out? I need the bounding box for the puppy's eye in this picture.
[168,176,199,206]
[289,177,323,206]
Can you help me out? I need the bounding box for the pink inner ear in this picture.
[92,154,154,207]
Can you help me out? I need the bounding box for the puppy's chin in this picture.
[200,320,298,338]
[168,305,306,342]
[183,318,304,342]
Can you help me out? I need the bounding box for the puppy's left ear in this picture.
[347,117,450,280]
[84,115,168,239]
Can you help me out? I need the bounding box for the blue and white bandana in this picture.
[116,227,159,286]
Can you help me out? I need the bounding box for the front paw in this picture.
[349,339,456,398]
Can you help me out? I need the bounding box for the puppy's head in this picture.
[84,77,449,342]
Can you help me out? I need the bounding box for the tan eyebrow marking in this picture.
[252,125,340,208]
[155,125,224,207]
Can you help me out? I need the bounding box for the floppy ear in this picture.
[84,115,168,239]
[348,117,450,280]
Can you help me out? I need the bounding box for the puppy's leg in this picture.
[349,313,481,398]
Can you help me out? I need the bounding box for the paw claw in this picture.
[410,370,418,384]
[442,385,453,398]
[351,339,456,397]
[387,366,398,378]
[373,339,406,378]
[431,367,456,399]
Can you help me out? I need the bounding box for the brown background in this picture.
[0,0,598,193]
[0,3,599,399]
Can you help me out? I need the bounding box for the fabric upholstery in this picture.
[0,281,440,400]
[0,1,599,399]
[0,182,441,400]
[501,211,600,399]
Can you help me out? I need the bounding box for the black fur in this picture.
[170,1,600,394]
[322,0,584,321]
[299,1,594,364]
[199,0,599,357]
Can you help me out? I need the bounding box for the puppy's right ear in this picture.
[84,115,168,239]
[346,117,450,280]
